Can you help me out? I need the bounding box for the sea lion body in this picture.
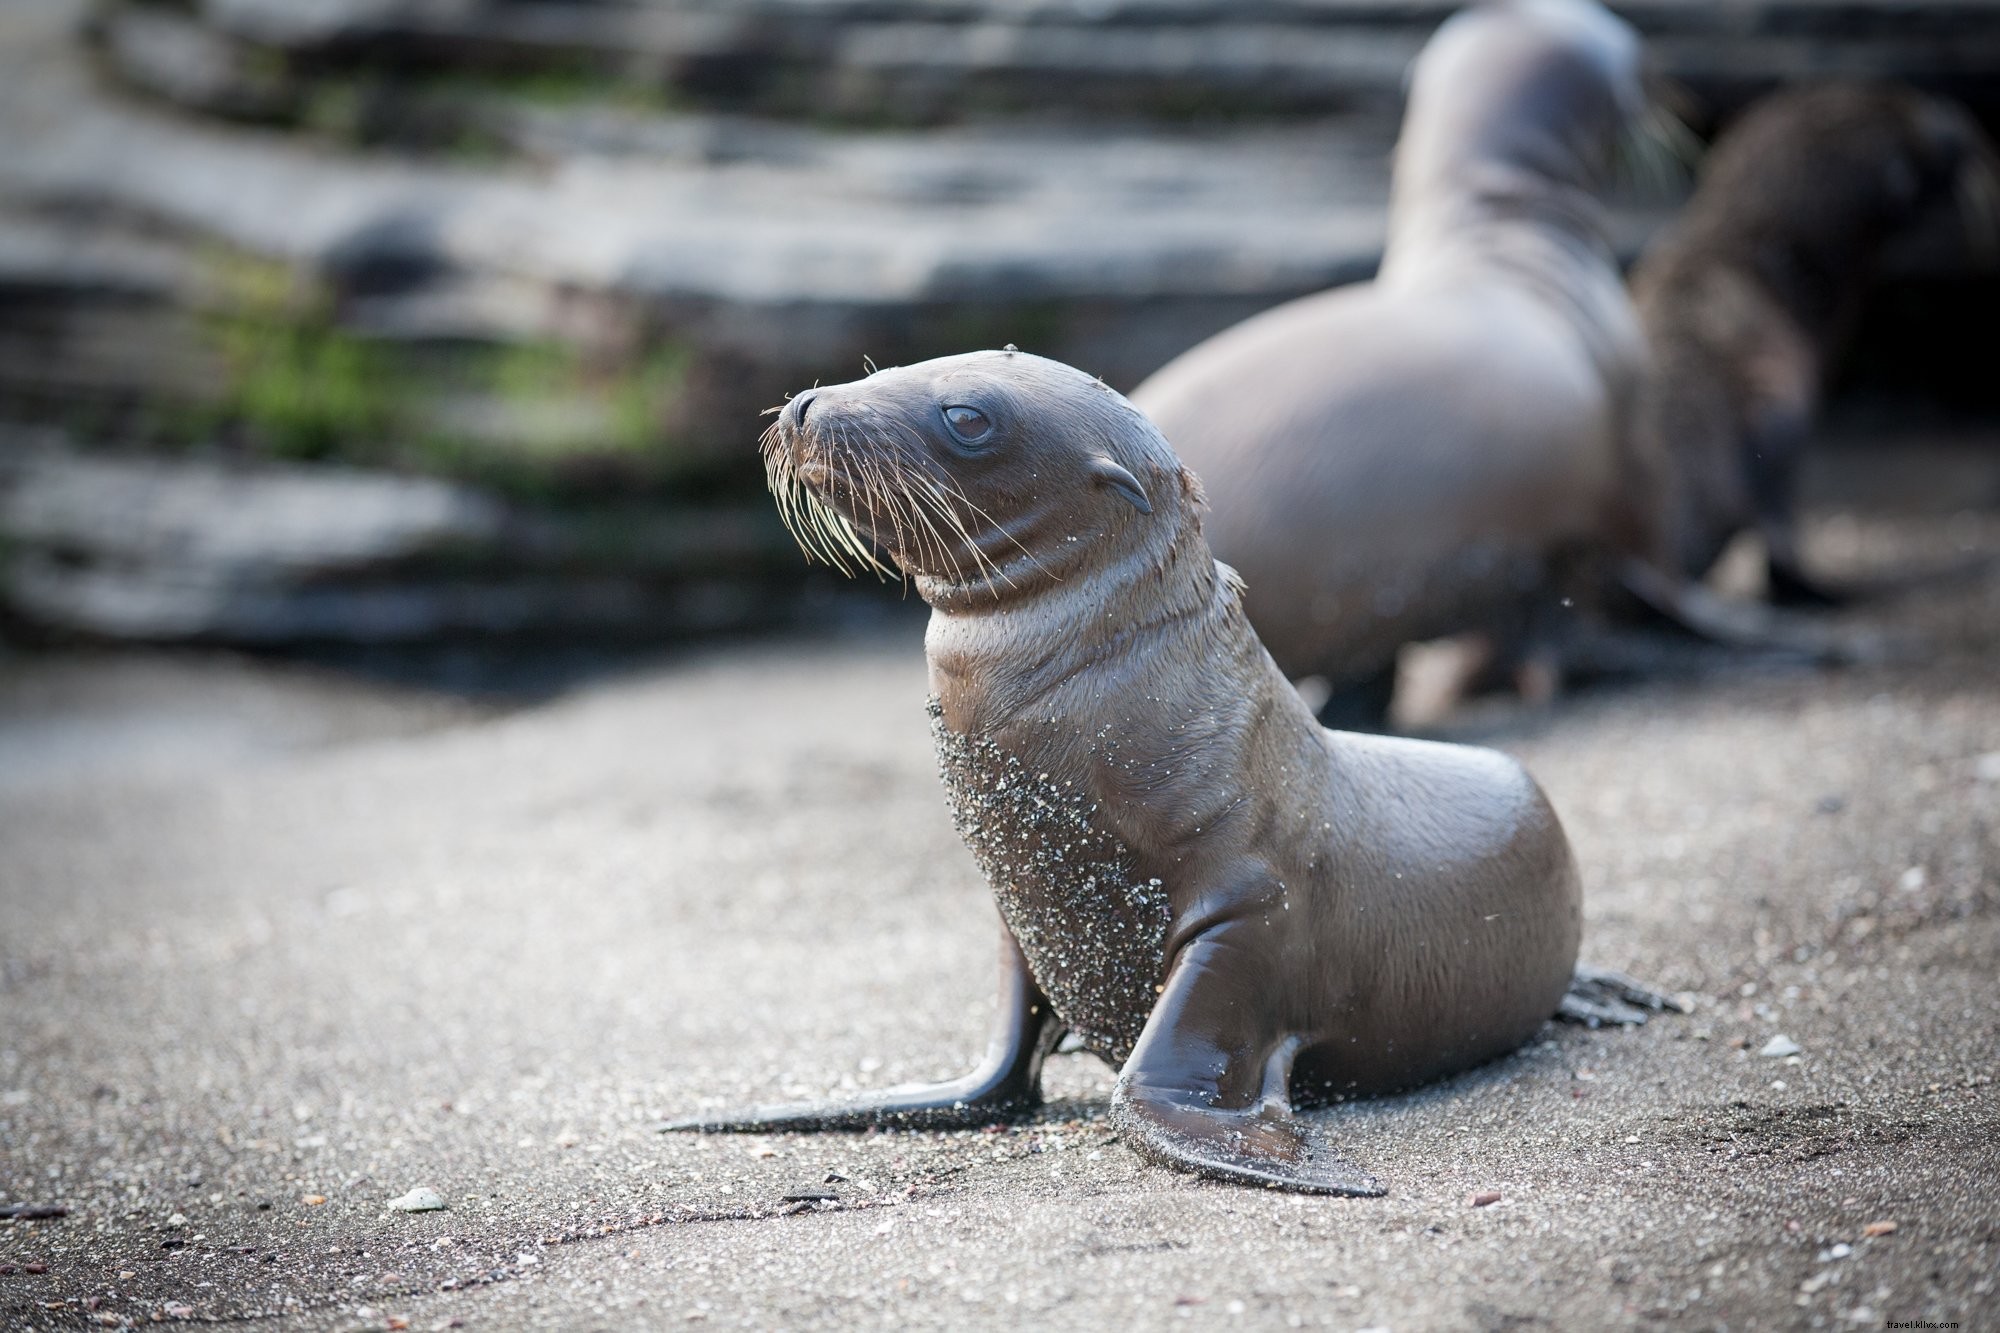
[1625,83,1999,601]
[670,349,1669,1194]
[928,564,1582,1100]
[1134,280,1623,688]
[1130,0,1647,718]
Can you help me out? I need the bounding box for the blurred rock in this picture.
[5,0,1419,487]
[100,0,2000,126]
[1,0,1995,646]
[2,438,500,571]
[0,432,806,644]
[98,5,294,122]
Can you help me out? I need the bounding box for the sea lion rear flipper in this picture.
[1556,964,1687,1028]
[1614,558,1893,665]
[661,929,1063,1133]
[1109,925,1384,1196]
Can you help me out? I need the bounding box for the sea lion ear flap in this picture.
[1089,456,1153,514]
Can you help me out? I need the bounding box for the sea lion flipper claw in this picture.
[1557,964,1686,1028]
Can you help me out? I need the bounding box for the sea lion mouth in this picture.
[759,401,1017,588]
[760,413,899,580]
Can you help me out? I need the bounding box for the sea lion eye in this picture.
[942,404,992,443]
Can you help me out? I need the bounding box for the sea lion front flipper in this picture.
[1556,964,1687,1028]
[662,929,1063,1133]
[1109,925,1384,1196]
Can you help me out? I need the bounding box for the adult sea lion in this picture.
[1624,82,2000,606]
[666,350,1674,1196]
[1128,0,1656,727]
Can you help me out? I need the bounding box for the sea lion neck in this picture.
[1384,159,1615,271]
[1381,0,1637,289]
[923,495,1214,736]
[1380,161,1639,390]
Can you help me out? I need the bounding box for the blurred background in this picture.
[1,0,1997,695]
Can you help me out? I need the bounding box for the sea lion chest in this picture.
[928,701,1171,1064]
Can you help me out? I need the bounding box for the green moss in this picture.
[191,250,709,495]
[485,339,582,404]
[231,325,398,458]
[200,252,405,459]
[485,65,680,113]
[299,78,366,141]
[609,343,694,456]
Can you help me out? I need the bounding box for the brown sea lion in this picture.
[1624,82,2000,607]
[1127,0,1653,727]
[665,350,1675,1196]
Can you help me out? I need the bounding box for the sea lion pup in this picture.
[665,350,1675,1196]
[1625,82,2000,607]
[1128,0,1655,728]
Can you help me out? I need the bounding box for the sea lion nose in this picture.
[787,390,818,428]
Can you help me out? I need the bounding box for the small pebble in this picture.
[301,1195,326,1207]
[1468,1191,1502,1207]
[1863,1220,1898,1237]
[1759,1035,1801,1059]
[386,1187,447,1213]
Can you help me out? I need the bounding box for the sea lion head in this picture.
[1397,0,1647,193]
[762,349,1184,601]
[1706,85,2000,263]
